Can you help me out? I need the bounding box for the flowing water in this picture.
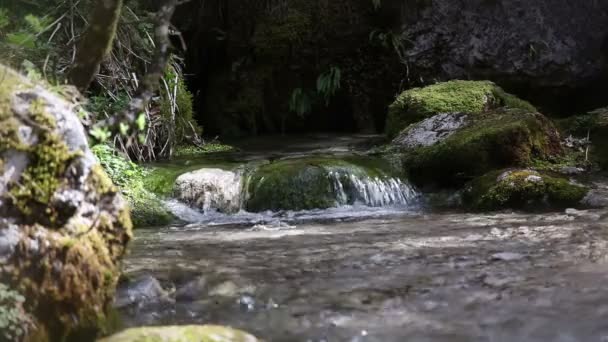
[118,134,608,341]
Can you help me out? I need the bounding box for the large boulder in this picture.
[99,325,258,342]
[386,80,535,138]
[463,169,588,211]
[396,109,562,186]
[400,0,608,88]
[0,65,132,340]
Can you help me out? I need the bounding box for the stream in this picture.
[117,135,608,342]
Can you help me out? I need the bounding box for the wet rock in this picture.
[392,112,469,149]
[175,168,244,213]
[238,295,256,312]
[581,187,608,208]
[209,281,240,298]
[463,169,589,211]
[0,64,132,339]
[114,275,170,309]
[99,325,259,342]
[175,276,207,302]
[247,157,417,211]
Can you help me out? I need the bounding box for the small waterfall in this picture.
[328,168,418,207]
[169,160,419,222]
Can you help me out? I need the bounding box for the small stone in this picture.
[491,252,525,262]
[238,295,256,311]
[114,275,169,308]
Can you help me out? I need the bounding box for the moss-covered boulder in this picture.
[463,169,588,211]
[98,325,258,342]
[246,157,418,212]
[0,64,132,341]
[386,80,536,138]
[400,109,562,186]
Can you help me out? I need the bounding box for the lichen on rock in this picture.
[0,64,132,341]
[463,169,588,211]
[386,80,536,138]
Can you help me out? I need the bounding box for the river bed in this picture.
[117,135,608,341]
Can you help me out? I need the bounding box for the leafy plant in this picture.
[371,0,382,10]
[289,88,313,117]
[316,66,341,105]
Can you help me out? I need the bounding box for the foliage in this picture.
[371,0,382,10]
[92,144,174,227]
[317,66,342,105]
[289,88,313,117]
[0,284,32,342]
[159,59,201,148]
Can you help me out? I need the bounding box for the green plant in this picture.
[317,66,341,105]
[369,29,406,59]
[91,144,173,227]
[289,88,313,117]
[371,0,382,10]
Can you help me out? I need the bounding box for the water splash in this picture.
[329,169,418,207]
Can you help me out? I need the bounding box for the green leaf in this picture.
[136,113,147,131]
[119,122,129,136]
[90,127,111,142]
[6,32,35,49]
[0,8,10,30]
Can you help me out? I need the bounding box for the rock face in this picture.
[175,168,244,213]
[99,325,259,342]
[400,0,608,88]
[0,65,132,340]
[463,169,588,210]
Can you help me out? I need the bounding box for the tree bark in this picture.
[68,0,124,91]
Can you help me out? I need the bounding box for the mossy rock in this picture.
[386,80,536,138]
[402,109,562,186]
[0,64,132,341]
[463,169,588,211]
[246,156,410,212]
[246,158,339,212]
[98,325,258,342]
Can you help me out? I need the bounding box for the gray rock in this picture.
[174,168,244,213]
[400,0,608,88]
[114,275,170,309]
[175,276,207,302]
[392,112,469,149]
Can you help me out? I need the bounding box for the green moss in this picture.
[386,80,536,138]
[554,108,608,170]
[98,325,259,342]
[173,143,236,158]
[246,156,402,212]
[463,169,588,211]
[92,144,174,228]
[160,62,201,144]
[403,109,562,186]
[252,9,312,57]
